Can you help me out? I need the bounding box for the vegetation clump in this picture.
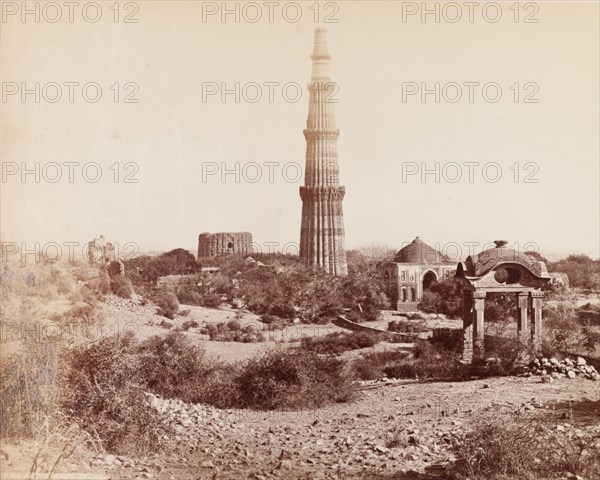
[301,331,383,355]
[448,413,600,480]
[236,349,356,409]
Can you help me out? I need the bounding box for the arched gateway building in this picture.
[384,237,456,312]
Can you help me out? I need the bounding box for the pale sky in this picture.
[1,1,599,261]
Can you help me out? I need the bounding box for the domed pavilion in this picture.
[384,237,456,312]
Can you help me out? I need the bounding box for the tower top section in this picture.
[311,28,331,81]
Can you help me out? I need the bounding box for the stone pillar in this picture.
[462,290,474,361]
[517,292,530,343]
[531,291,544,353]
[473,292,486,357]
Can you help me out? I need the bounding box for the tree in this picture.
[548,254,600,291]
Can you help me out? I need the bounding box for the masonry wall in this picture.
[197,232,253,258]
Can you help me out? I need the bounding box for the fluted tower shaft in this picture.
[299,29,348,276]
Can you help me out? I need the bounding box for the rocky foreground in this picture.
[67,375,598,480]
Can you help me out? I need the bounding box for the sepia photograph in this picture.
[1,1,599,479]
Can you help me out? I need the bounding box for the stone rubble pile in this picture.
[522,356,599,381]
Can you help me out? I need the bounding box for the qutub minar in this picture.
[299,29,348,276]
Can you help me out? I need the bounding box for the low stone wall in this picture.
[334,316,431,341]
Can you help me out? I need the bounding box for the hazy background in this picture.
[2,1,599,260]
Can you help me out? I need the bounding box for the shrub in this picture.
[181,319,199,331]
[582,326,600,355]
[351,357,384,380]
[176,290,203,306]
[301,332,383,355]
[260,314,290,330]
[431,328,463,352]
[448,413,600,480]
[61,332,169,455]
[226,319,241,331]
[201,293,222,308]
[0,342,59,440]
[123,249,199,286]
[110,274,134,298]
[548,254,600,291]
[150,288,179,319]
[236,349,356,409]
[135,332,239,408]
[418,280,462,318]
[260,314,281,325]
[136,333,206,398]
[578,303,600,326]
[98,269,111,295]
[352,341,467,381]
[204,321,265,343]
[388,320,427,334]
[481,335,530,375]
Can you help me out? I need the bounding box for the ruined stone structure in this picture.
[197,232,253,258]
[384,237,456,312]
[107,260,125,277]
[455,240,551,362]
[87,235,116,267]
[299,29,348,276]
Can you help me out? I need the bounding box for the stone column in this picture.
[473,292,486,358]
[530,291,544,352]
[462,290,474,361]
[517,292,530,343]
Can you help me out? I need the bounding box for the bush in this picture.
[236,349,356,409]
[98,269,111,295]
[61,332,169,455]
[301,332,383,355]
[418,280,462,318]
[149,288,179,319]
[448,413,600,480]
[226,319,241,331]
[0,343,59,440]
[204,321,265,343]
[352,341,467,381]
[135,332,239,408]
[176,290,204,306]
[181,319,199,331]
[431,328,463,352]
[548,254,600,291]
[481,335,530,375]
[201,293,222,308]
[388,320,426,334]
[133,334,355,411]
[351,358,384,380]
[110,274,134,298]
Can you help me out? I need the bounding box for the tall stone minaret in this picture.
[299,29,348,276]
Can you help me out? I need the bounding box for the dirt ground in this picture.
[4,374,597,480]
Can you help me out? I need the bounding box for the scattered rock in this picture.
[276,459,293,470]
[527,356,598,380]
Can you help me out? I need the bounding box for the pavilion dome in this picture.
[458,240,550,279]
[393,237,449,264]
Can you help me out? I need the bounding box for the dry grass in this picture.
[448,413,600,480]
